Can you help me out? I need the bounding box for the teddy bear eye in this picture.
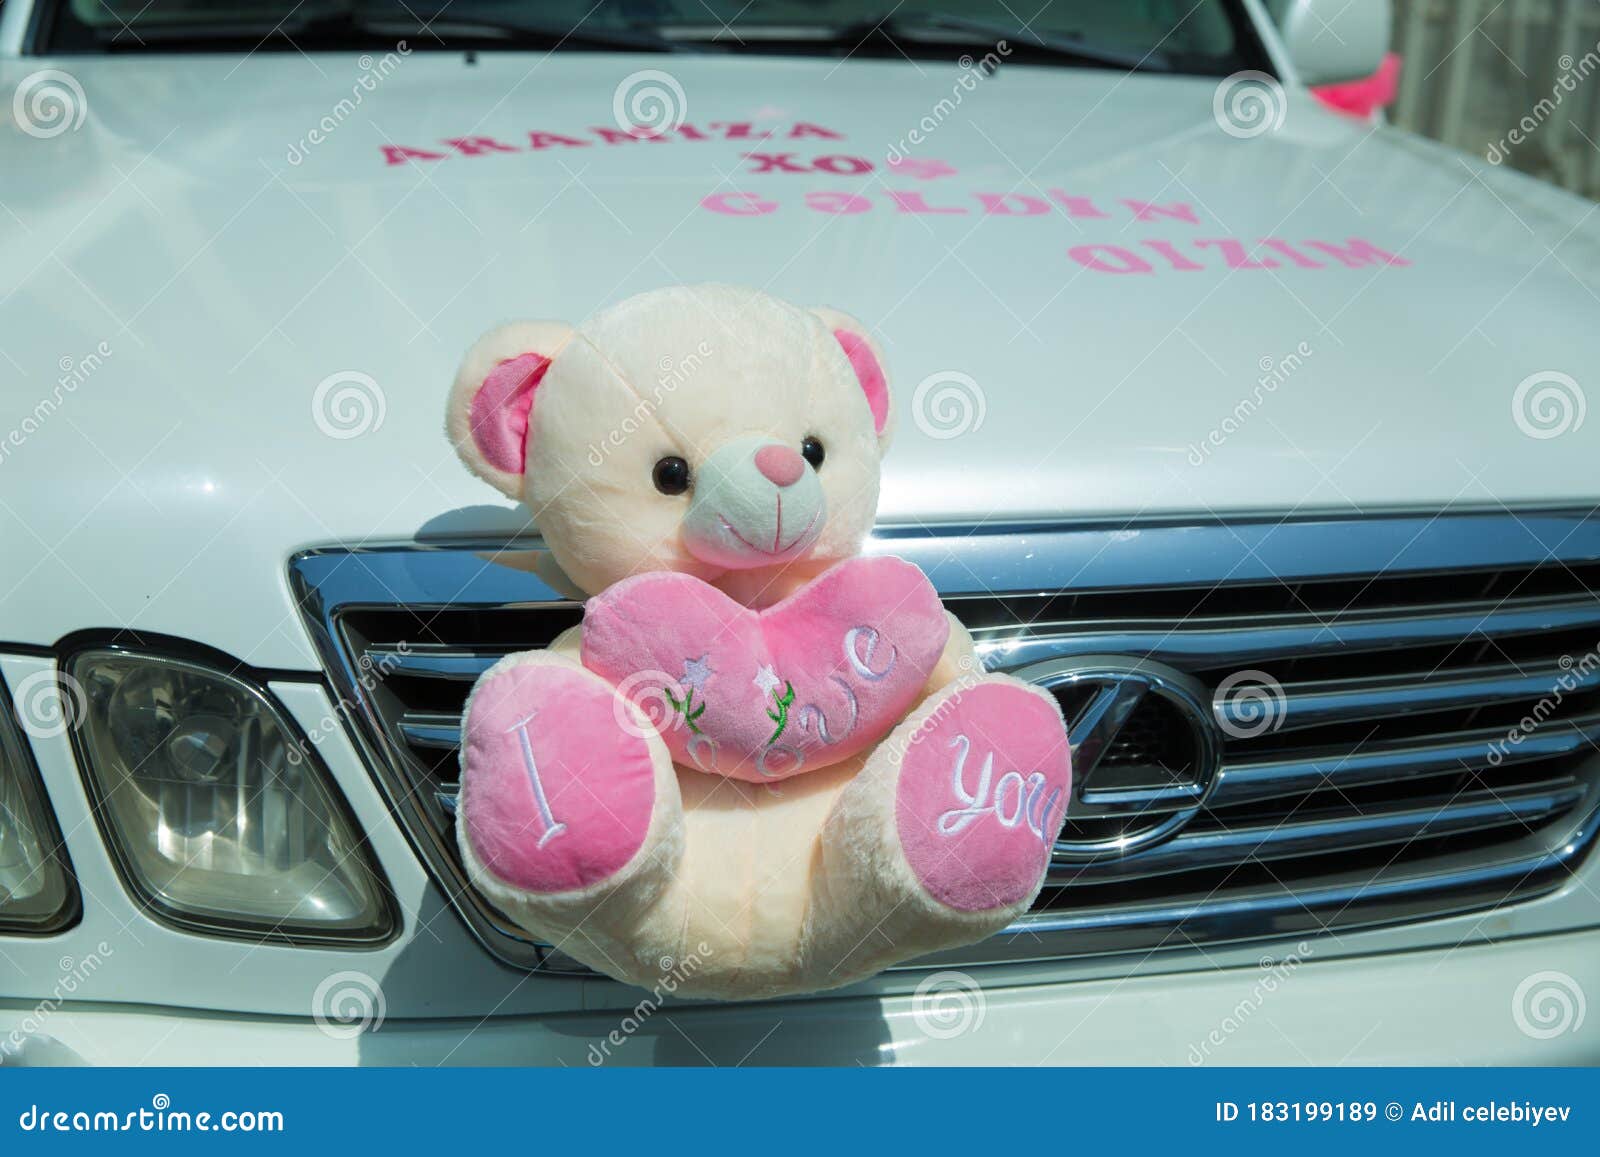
[800,436,825,469]
[652,455,691,495]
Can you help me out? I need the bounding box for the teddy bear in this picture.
[444,284,1071,1000]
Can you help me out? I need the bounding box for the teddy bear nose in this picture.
[754,444,806,487]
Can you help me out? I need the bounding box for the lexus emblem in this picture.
[1013,656,1221,860]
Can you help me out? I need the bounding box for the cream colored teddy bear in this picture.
[446,284,1070,1000]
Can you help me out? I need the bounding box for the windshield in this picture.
[41,1,1259,76]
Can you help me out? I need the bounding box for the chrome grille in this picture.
[291,511,1600,972]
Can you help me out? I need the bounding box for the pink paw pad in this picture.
[894,682,1071,912]
[460,664,656,894]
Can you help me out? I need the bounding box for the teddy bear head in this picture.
[446,284,894,597]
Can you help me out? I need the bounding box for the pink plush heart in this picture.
[580,556,950,782]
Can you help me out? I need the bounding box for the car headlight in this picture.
[0,678,78,933]
[66,649,394,944]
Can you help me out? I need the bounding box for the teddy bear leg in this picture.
[455,651,684,968]
[802,673,1070,987]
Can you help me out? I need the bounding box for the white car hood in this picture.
[1,52,1596,666]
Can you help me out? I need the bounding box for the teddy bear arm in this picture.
[548,622,584,660]
[918,610,980,699]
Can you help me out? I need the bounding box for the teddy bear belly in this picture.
[664,758,862,992]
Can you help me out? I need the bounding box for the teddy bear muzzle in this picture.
[679,434,827,569]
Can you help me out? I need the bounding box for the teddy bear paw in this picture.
[458,657,664,896]
[893,676,1072,913]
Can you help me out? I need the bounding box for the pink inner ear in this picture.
[833,329,889,435]
[470,352,551,475]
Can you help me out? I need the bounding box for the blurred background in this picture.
[1385,0,1600,199]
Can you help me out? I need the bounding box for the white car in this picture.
[1,0,1597,1065]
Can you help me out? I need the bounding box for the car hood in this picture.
[1,51,1596,665]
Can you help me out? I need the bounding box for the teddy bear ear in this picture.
[811,306,894,450]
[445,321,574,498]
